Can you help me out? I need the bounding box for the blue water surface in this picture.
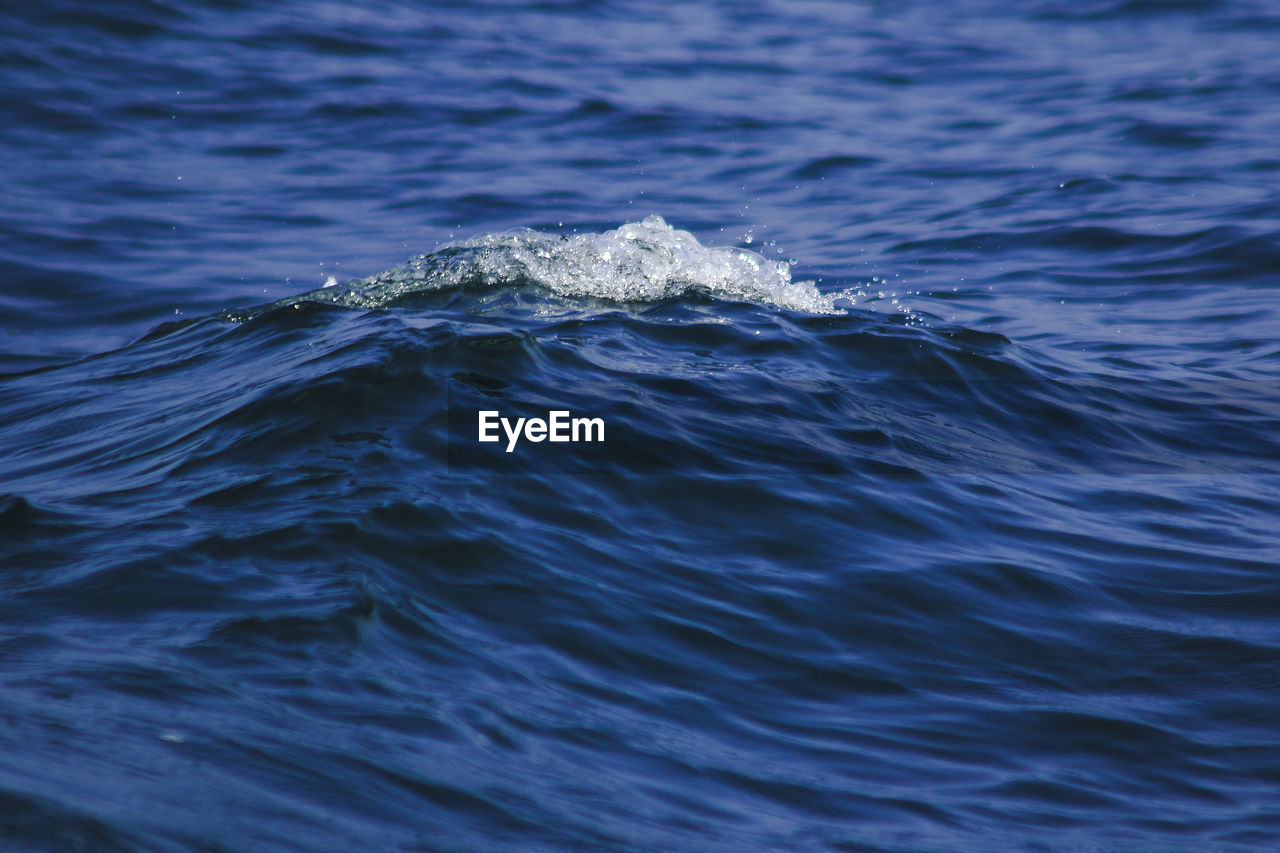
[2,1,1279,850]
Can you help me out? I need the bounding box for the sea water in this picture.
[1,1,1278,850]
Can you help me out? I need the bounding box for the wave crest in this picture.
[284,216,839,314]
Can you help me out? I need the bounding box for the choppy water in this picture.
[3,1,1280,850]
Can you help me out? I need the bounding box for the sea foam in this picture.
[285,216,840,315]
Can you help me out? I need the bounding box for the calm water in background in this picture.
[2,1,1279,850]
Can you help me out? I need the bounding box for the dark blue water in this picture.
[3,1,1280,850]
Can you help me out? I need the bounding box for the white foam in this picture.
[310,216,841,314]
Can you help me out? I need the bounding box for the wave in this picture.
[234,216,843,318]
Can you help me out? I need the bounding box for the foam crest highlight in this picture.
[291,216,839,314]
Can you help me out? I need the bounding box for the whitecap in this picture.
[292,215,842,315]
